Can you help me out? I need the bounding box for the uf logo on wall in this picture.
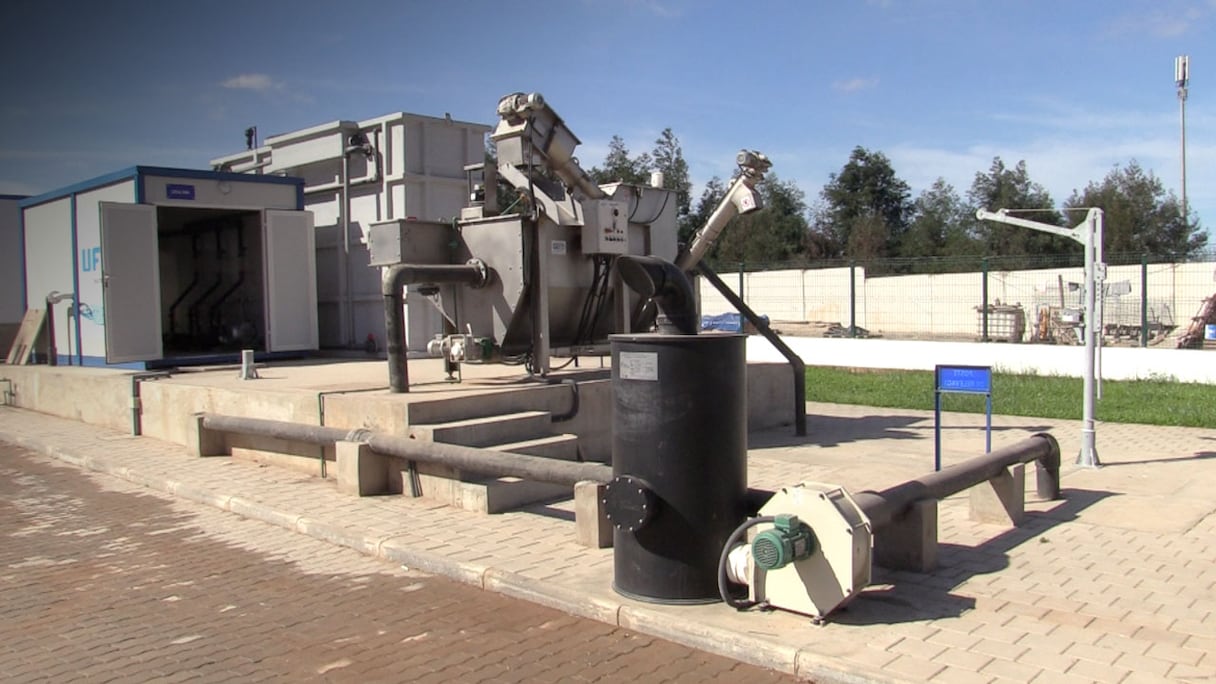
[81,246,101,272]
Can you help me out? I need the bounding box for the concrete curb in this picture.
[795,651,904,684]
[3,427,915,683]
[482,568,622,625]
[376,539,489,588]
[618,604,801,674]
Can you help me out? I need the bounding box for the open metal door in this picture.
[99,202,162,363]
[263,209,318,351]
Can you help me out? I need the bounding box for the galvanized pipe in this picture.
[851,433,1060,531]
[382,262,488,393]
[199,413,612,487]
[202,413,354,445]
[696,263,807,437]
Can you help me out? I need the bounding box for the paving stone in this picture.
[4,399,1216,684]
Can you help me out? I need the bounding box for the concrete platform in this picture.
[0,355,796,513]
[1,393,1213,681]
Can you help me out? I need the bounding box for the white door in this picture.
[263,209,318,351]
[99,202,162,363]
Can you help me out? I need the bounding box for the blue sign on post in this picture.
[934,365,992,471]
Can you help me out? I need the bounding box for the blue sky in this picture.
[3,0,1213,237]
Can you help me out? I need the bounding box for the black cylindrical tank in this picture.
[607,332,747,604]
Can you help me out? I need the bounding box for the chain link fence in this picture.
[698,251,1216,348]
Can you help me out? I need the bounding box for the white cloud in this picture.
[1101,1,1216,38]
[221,73,281,92]
[833,78,878,93]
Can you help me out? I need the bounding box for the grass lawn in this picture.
[805,366,1213,428]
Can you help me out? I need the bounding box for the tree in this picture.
[709,174,810,266]
[588,135,651,185]
[901,178,983,264]
[815,147,913,261]
[679,176,726,246]
[1065,161,1206,259]
[968,157,1072,260]
[650,128,692,218]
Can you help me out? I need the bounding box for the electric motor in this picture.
[751,515,815,571]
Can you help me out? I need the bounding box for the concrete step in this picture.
[409,410,553,448]
[489,433,580,461]
[462,434,583,513]
[405,379,592,426]
[407,431,584,514]
[454,476,572,514]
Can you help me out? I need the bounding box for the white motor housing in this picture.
[750,483,873,619]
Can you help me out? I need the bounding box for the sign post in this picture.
[934,365,993,471]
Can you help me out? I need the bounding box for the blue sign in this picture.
[166,183,196,200]
[936,365,992,393]
[934,365,993,471]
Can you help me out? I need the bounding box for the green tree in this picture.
[679,176,726,246]
[588,135,651,185]
[816,147,913,261]
[710,174,810,266]
[902,178,983,265]
[1065,161,1206,259]
[968,157,1072,261]
[650,128,692,218]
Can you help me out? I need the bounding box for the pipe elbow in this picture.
[382,260,489,296]
[1032,432,1061,470]
[617,255,699,335]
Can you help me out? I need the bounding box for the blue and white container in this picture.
[19,167,315,368]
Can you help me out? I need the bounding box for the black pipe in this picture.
[209,271,245,332]
[851,432,1060,530]
[695,262,807,437]
[382,261,489,393]
[199,413,610,486]
[168,234,203,338]
[168,273,200,338]
[616,255,698,335]
[209,223,247,332]
[189,275,224,340]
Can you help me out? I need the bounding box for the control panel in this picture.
[581,200,630,255]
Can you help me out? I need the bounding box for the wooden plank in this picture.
[5,309,46,365]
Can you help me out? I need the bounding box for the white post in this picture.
[975,208,1103,468]
[1077,210,1100,467]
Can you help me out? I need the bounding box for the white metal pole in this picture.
[1177,55,1190,224]
[1077,209,1100,467]
[1181,89,1188,221]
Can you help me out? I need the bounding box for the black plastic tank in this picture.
[606,332,747,604]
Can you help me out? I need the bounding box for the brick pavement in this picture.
[1,402,1214,682]
[0,444,796,683]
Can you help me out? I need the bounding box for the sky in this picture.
[2,0,1214,238]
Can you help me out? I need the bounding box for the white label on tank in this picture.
[551,240,567,255]
[619,352,658,381]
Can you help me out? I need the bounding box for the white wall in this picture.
[22,198,74,313]
[703,261,1216,341]
[143,175,298,210]
[746,335,1216,384]
[216,114,490,350]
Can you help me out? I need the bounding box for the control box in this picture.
[581,200,629,255]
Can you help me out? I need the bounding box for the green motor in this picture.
[751,515,816,571]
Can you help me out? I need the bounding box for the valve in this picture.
[751,515,815,571]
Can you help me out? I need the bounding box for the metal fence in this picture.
[697,251,1216,348]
